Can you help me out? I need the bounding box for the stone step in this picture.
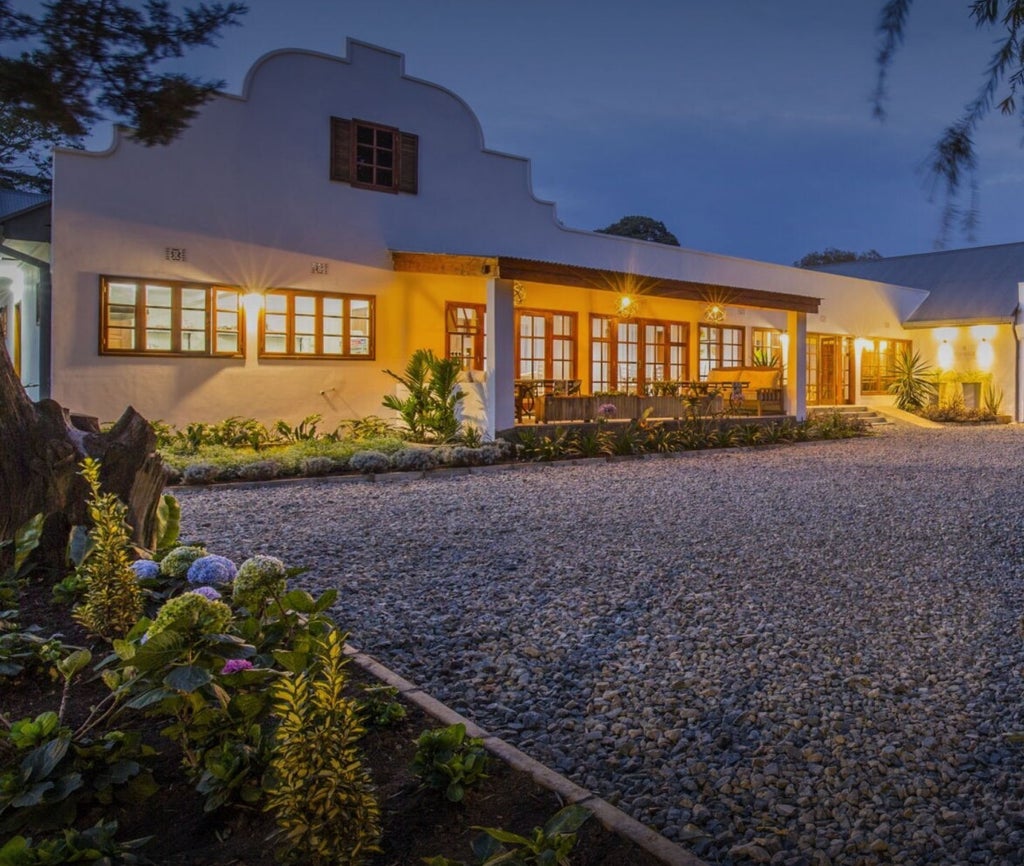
[809,406,890,426]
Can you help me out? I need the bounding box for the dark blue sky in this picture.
[174,0,1023,265]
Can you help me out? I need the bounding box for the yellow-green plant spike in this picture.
[264,628,381,865]
[72,458,144,639]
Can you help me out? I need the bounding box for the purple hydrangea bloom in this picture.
[131,559,160,580]
[189,586,222,601]
[597,403,617,419]
[221,659,253,675]
[186,554,238,587]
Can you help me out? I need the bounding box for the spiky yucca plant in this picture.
[888,349,938,411]
[264,628,381,865]
[72,458,144,639]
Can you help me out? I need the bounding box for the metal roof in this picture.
[0,188,48,221]
[815,242,1024,327]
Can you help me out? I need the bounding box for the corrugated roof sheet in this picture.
[815,242,1024,325]
[0,188,49,221]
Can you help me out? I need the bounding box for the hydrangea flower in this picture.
[144,592,233,642]
[232,554,288,610]
[596,403,617,419]
[131,559,160,580]
[187,554,238,587]
[189,586,222,601]
[159,545,208,580]
[221,659,254,675]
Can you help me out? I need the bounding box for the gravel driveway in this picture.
[177,423,1024,866]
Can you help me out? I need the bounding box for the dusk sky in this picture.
[168,0,1024,266]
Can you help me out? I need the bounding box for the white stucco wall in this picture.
[50,38,928,425]
[0,260,41,401]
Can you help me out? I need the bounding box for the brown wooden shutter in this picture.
[330,117,352,182]
[398,131,418,194]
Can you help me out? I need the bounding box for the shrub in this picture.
[349,450,391,474]
[264,629,381,865]
[160,545,208,580]
[237,459,284,481]
[233,555,288,612]
[390,447,440,472]
[187,554,238,587]
[412,722,490,803]
[71,459,144,640]
[144,592,233,642]
[299,456,336,476]
[183,462,221,485]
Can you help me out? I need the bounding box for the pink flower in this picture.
[221,659,254,675]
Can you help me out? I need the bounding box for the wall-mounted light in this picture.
[977,337,994,371]
[618,294,637,317]
[938,339,954,370]
[703,303,726,323]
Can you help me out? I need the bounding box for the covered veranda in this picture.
[392,252,821,439]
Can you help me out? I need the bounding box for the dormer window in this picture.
[330,116,418,194]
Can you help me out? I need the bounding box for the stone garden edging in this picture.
[345,645,709,866]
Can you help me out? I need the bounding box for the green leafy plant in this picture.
[424,804,592,866]
[358,684,407,728]
[0,820,150,865]
[264,628,381,865]
[382,349,464,442]
[71,459,144,640]
[983,381,1004,416]
[751,348,780,368]
[412,722,490,803]
[0,713,157,835]
[888,349,938,410]
[275,414,323,443]
[570,428,612,458]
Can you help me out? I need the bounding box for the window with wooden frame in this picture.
[100,277,242,356]
[860,337,911,394]
[260,290,374,359]
[446,302,486,370]
[698,324,744,380]
[330,117,418,194]
[515,309,576,381]
[752,328,783,365]
[591,315,688,393]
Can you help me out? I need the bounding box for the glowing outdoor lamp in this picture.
[976,337,994,371]
[937,340,954,370]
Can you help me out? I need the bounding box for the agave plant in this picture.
[888,349,937,411]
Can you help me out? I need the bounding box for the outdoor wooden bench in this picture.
[707,367,784,415]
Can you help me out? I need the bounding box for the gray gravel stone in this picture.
[177,422,1024,866]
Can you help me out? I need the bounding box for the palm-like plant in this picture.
[382,349,464,442]
[888,349,937,411]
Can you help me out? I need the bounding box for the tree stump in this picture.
[0,341,166,572]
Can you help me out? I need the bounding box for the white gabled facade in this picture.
[50,39,927,432]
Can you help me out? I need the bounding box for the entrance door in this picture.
[807,335,852,405]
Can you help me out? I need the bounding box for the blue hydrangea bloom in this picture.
[189,586,222,601]
[186,554,238,587]
[131,559,161,580]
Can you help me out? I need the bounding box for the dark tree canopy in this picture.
[0,0,247,190]
[794,248,883,268]
[874,0,1024,243]
[596,215,680,246]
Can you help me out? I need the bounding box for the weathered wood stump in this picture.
[0,342,166,572]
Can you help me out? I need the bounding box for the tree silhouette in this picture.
[596,215,680,246]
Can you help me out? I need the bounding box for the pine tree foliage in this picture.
[874,0,1024,243]
[0,0,247,189]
